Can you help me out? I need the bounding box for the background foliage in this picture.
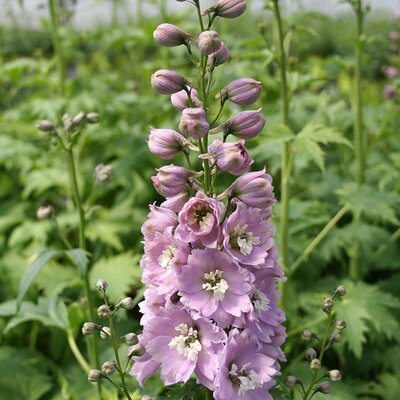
[0,0,399,399]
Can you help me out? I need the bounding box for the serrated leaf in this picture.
[298,123,352,147]
[293,136,325,171]
[335,281,400,358]
[337,183,400,225]
[89,252,141,303]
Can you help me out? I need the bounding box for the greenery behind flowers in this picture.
[0,1,399,399]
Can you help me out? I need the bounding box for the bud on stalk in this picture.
[198,30,222,55]
[153,23,192,47]
[171,87,202,110]
[218,78,262,106]
[37,120,55,132]
[208,42,229,68]
[88,369,104,383]
[151,70,187,95]
[204,0,247,19]
[179,108,210,139]
[121,332,139,345]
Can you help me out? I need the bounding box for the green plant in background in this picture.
[0,0,400,399]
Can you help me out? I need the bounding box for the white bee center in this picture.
[231,224,260,255]
[202,269,229,300]
[158,245,176,270]
[229,362,263,395]
[168,323,202,361]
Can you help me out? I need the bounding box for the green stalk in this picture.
[194,0,212,194]
[288,204,350,277]
[65,148,100,372]
[67,329,91,372]
[108,313,133,400]
[272,0,290,271]
[271,0,291,311]
[302,312,334,400]
[350,0,365,280]
[48,0,66,96]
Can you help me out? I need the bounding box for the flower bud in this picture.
[223,169,276,210]
[100,326,111,339]
[152,165,198,198]
[198,30,222,55]
[101,360,117,375]
[153,23,192,47]
[218,78,262,106]
[204,0,247,19]
[335,285,346,296]
[82,322,99,336]
[128,343,146,357]
[72,112,86,127]
[96,279,108,292]
[121,333,139,346]
[151,70,187,95]
[36,205,54,220]
[208,139,253,176]
[301,330,315,341]
[62,114,74,131]
[310,359,321,371]
[179,108,209,139]
[384,84,396,100]
[97,305,111,318]
[327,369,342,381]
[284,375,302,388]
[306,348,317,361]
[88,369,104,383]
[208,41,229,68]
[383,66,399,79]
[118,297,134,310]
[37,120,55,132]
[171,87,202,110]
[215,109,266,139]
[336,319,347,331]
[95,164,113,184]
[330,331,342,343]
[86,112,100,123]
[148,128,198,160]
[322,298,334,313]
[315,382,331,394]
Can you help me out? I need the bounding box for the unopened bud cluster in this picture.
[287,285,347,397]
[85,278,140,387]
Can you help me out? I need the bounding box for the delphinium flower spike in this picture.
[131,1,286,398]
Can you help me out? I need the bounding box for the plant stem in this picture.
[67,329,91,372]
[48,0,66,96]
[53,217,73,250]
[65,147,100,374]
[272,0,290,272]
[350,0,365,280]
[302,312,334,400]
[29,321,40,350]
[287,317,326,338]
[108,313,133,400]
[288,204,350,277]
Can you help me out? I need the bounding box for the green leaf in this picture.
[17,249,63,307]
[166,380,210,400]
[297,123,352,147]
[293,135,325,171]
[89,252,141,303]
[337,183,400,225]
[335,281,400,358]
[367,373,400,400]
[4,297,69,334]
[65,248,90,277]
[0,347,53,400]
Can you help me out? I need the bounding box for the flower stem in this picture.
[67,329,91,373]
[108,312,133,400]
[350,0,365,280]
[48,0,66,96]
[302,312,334,400]
[65,147,101,377]
[288,204,350,277]
[271,0,291,311]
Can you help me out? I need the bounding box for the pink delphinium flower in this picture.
[222,201,275,265]
[175,192,224,247]
[178,248,253,328]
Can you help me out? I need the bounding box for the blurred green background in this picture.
[0,0,399,399]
